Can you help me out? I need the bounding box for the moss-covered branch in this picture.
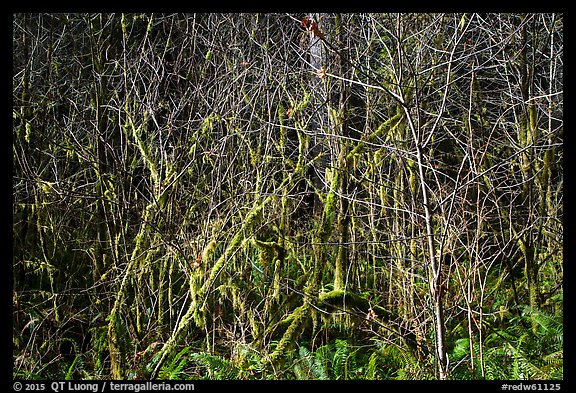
[150,191,278,378]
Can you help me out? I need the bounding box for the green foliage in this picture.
[293,346,328,380]
[319,290,370,314]
[65,356,81,380]
[376,342,435,380]
[89,325,110,375]
[291,339,392,380]
[284,338,435,380]
[157,347,193,380]
[449,304,563,380]
[189,352,241,379]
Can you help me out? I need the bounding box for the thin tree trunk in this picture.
[332,14,351,292]
[307,13,331,216]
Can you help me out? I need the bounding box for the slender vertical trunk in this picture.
[307,13,330,216]
[333,14,351,292]
[517,18,542,325]
[395,14,449,375]
[404,106,448,378]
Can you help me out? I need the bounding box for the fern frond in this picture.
[294,346,313,379]
[366,352,378,379]
[65,355,79,380]
[190,351,239,379]
[293,363,306,380]
[332,339,350,379]
[522,306,562,337]
[159,347,191,380]
[311,353,328,380]
[293,344,331,380]
[451,338,470,361]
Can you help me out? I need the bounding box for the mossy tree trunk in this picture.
[515,17,547,324]
[331,14,354,294]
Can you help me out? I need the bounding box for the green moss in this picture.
[271,259,282,302]
[254,240,274,269]
[528,104,538,137]
[318,290,370,314]
[107,313,131,379]
[266,303,310,365]
[293,91,311,115]
[317,170,339,241]
[201,240,218,263]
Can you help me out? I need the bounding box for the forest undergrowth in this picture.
[13,13,562,380]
